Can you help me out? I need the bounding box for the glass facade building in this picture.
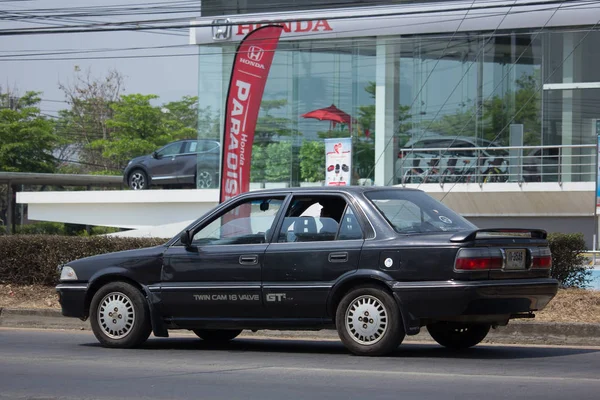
[193,0,600,188]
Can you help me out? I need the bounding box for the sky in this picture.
[0,0,201,116]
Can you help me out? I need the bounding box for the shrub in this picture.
[547,232,592,288]
[0,235,166,286]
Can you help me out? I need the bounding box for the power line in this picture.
[0,0,585,36]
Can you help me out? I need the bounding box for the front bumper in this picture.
[56,283,88,319]
[393,278,558,323]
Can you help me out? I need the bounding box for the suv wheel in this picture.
[128,169,148,190]
[193,329,242,342]
[196,169,214,189]
[90,281,152,348]
[336,285,405,356]
[427,322,490,349]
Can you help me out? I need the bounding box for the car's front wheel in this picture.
[193,329,242,342]
[427,322,490,349]
[336,286,405,356]
[128,169,148,190]
[89,281,152,348]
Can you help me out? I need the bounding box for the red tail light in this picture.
[455,248,503,271]
[531,247,552,269]
[455,257,502,270]
[532,256,552,269]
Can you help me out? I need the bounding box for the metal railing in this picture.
[396,144,596,186]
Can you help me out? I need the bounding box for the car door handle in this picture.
[239,255,258,265]
[328,252,348,263]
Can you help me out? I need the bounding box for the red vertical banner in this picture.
[220,25,284,203]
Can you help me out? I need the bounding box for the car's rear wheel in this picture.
[193,329,242,342]
[196,169,214,189]
[128,169,148,190]
[90,281,152,348]
[336,286,405,356]
[427,322,490,349]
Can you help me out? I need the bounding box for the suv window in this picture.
[192,197,285,245]
[278,195,362,242]
[157,142,183,157]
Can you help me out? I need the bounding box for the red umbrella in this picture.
[301,104,353,131]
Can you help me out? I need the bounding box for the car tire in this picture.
[128,169,148,190]
[427,322,490,349]
[335,285,405,356]
[89,281,152,348]
[193,329,242,342]
[196,169,214,189]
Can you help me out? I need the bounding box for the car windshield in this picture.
[365,190,476,234]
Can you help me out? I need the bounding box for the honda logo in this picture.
[212,19,231,41]
[247,46,264,62]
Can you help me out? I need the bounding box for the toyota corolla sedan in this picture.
[56,187,558,356]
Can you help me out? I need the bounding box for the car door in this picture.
[160,195,287,323]
[262,194,365,319]
[174,140,199,185]
[147,142,185,185]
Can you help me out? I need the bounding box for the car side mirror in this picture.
[180,230,194,249]
[152,151,159,159]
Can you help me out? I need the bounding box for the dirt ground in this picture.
[1,284,599,324]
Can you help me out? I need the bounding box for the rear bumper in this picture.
[392,278,558,324]
[56,283,88,319]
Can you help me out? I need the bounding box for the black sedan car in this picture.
[123,139,220,190]
[56,187,558,356]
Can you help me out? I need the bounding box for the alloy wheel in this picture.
[129,172,146,190]
[97,292,136,340]
[345,295,388,345]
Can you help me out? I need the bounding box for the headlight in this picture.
[60,266,78,281]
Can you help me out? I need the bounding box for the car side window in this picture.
[186,141,198,153]
[337,207,363,240]
[278,195,361,242]
[192,197,284,246]
[157,142,182,157]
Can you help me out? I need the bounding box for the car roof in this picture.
[239,186,422,197]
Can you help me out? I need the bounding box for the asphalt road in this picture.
[1,328,600,400]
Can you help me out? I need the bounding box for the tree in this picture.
[255,99,293,145]
[548,233,592,288]
[89,94,171,168]
[264,142,292,182]
[299,141,325,182]
[428,71,541,146]
[56,67,124,172]
[89,94,203,170]
[0,90,57,173]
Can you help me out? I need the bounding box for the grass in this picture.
[1,285,599,324]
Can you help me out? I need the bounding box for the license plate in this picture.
[504,249,527,270]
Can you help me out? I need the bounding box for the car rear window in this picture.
[365,190,476,234]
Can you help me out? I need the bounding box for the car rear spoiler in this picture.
[450,228,548,242]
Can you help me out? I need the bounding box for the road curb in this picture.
[1,308,600,346]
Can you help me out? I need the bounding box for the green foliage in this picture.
[255,99,294,145]
[264,142,292,182]
[547,233,592,288]
[427,72,541,146]
[88,94,202,169]
[0,235,166,285]
[250,144,266,182]
[16,222,66,235]
[299,141,325,182]
[357,81,412,142]
[0,91,58,173]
